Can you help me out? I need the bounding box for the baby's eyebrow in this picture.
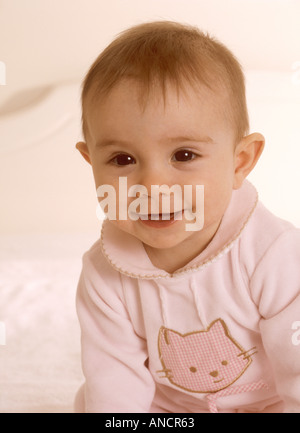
[95,135,214,148]
[165,135,215,145]
[95,139,131,148]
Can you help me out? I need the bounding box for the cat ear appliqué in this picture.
[157,319,257,393]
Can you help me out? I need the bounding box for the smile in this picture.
[136,210,183,229]
[137,210,184,221]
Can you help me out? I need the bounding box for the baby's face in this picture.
[79,79,242,262]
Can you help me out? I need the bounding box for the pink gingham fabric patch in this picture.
[157,319,256,393]
[206,379,269,413]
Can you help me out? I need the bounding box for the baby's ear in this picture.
[233,133,265,189]
[76,141,91,165]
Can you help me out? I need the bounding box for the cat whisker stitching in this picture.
[158,374,174,379]
[156,368,173,379]
[242,351,258,360]
[237,346,257,359]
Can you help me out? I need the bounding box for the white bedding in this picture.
[0,233,97,413]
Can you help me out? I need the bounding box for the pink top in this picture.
[76,180,300,413]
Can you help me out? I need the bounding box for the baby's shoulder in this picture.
[81,237,122,283]
[239,200,300,269]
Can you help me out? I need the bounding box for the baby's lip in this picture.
[132,209,184,220]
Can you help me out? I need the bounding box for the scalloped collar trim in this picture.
[100,181,258,280]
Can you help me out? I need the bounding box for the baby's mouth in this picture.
[128,209,184,229]
[130,209,184,221]
[140,210,183,221]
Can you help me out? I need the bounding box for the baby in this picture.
[74,21,300,413]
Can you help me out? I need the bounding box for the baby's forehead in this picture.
[84,77,229,119]
[84,78,234,147]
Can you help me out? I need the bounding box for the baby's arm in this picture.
[251,229,300,413]
[76,248,155,412]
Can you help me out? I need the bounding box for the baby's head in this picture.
[80,20,249,145]
[76,21,264,270]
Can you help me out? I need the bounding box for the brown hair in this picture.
[81,21,249,143]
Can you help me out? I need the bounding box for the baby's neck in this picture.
[143,222,219,274]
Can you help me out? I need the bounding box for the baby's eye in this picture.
[111,153,135,166]
[172,150,196,162]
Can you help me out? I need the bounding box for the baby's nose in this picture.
[138,161,173,186]
[209,370,219,378]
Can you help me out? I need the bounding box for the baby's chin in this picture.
[141,236,185,251]
[111,218,190,248]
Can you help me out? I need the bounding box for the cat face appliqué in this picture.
[157,319,256,393]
